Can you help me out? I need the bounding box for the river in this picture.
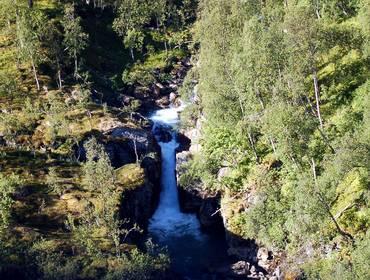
[148,105,228,279]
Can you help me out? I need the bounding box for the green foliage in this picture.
[0,174,21,234]
[82,137,115,191]
[122,49,186,86]
[62,3,88,77]
[188,0,370,274]
[46,167,66,196]
[104,243,170,280]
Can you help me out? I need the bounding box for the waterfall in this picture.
[147,105,228,279]
[148,105,202,240]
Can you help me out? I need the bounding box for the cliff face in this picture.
[106,125,162,231]
[175,90,281,280]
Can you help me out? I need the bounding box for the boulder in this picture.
[176,133,191,152]
[118,94,135,106]
[169,92,177,103]
[230,261,250,278]
[155,96,170,108]
[153,83,164,97]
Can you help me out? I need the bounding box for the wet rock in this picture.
[226,237,259,262]
[169,83,178,90]
[169,92,177,103]
[110,127,153,153]
[176,133,191,152]
[119,178,157,232]
[153,126,173,143]
[258,248,270,262]
[199,194,223,231]
[118,94,135,106]
[153,83,164,97]
[230,261,250,278]
[155,96,170,108]
[177,183,203,213]
[133,86,150,100]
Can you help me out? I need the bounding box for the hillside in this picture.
[178,0,370,279]
[0,0,369,280]
[0,0,195,278]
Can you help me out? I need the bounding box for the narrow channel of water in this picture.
[148,105,228,279]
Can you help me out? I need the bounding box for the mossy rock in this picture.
[115,164,145,191]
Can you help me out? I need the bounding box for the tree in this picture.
[358,0,370,57]
[16,8,46,91]
[44,94,70,147]
[284,5,325,129]
[0,0,16,28]
[113,0,151,60]
[62,4,88,78]
[0,174,21,235]
[82,137,115,191]
[44,21,65,89]
[46,167,66,196]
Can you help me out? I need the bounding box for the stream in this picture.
[148,105,229,279]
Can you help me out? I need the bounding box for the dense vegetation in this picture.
[0,0,195,278]
[1,0,369,279]
[180,0,369,278]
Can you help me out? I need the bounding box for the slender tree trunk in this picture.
[303,95,334,153]
[133,139,139,165]
[130,48,135,61]
[255,87,265,110]
[314,0,321,19]
[31,58,40,91]
[311,158,354,241]
[28,0,33,8]
[57,59,62,89]
[248,132,259,163]
[312,68,323,129]
[163,26,168,56]
[164,41,168,56]
[74,51,78,78]
[254,85,278,155]
[57,69,62,89]
[269,137,277,154]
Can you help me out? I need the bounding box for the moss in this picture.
[331,168,369,234]
[115,164,145,191]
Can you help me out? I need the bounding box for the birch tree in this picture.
[17,9,46,91]
[113,0,151,60]
[284,5,325,129]
[62,4,88,78]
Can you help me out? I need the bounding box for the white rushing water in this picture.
[147,104,229,279]
[148,104,203,240]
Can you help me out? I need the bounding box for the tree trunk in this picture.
[312,68,323,129]
[311,158,354,242]
[28,0,33,8]
[164,41,168,57]
[248,132,259,163]
[31,58,40,91]
[314,0,321,19]
[269,137,277,155]
[57,59,62,89]
[130,48,135,61]
[74,51,78,78]
[255,86,265,110]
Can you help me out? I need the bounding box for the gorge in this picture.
[148,105,229,279]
